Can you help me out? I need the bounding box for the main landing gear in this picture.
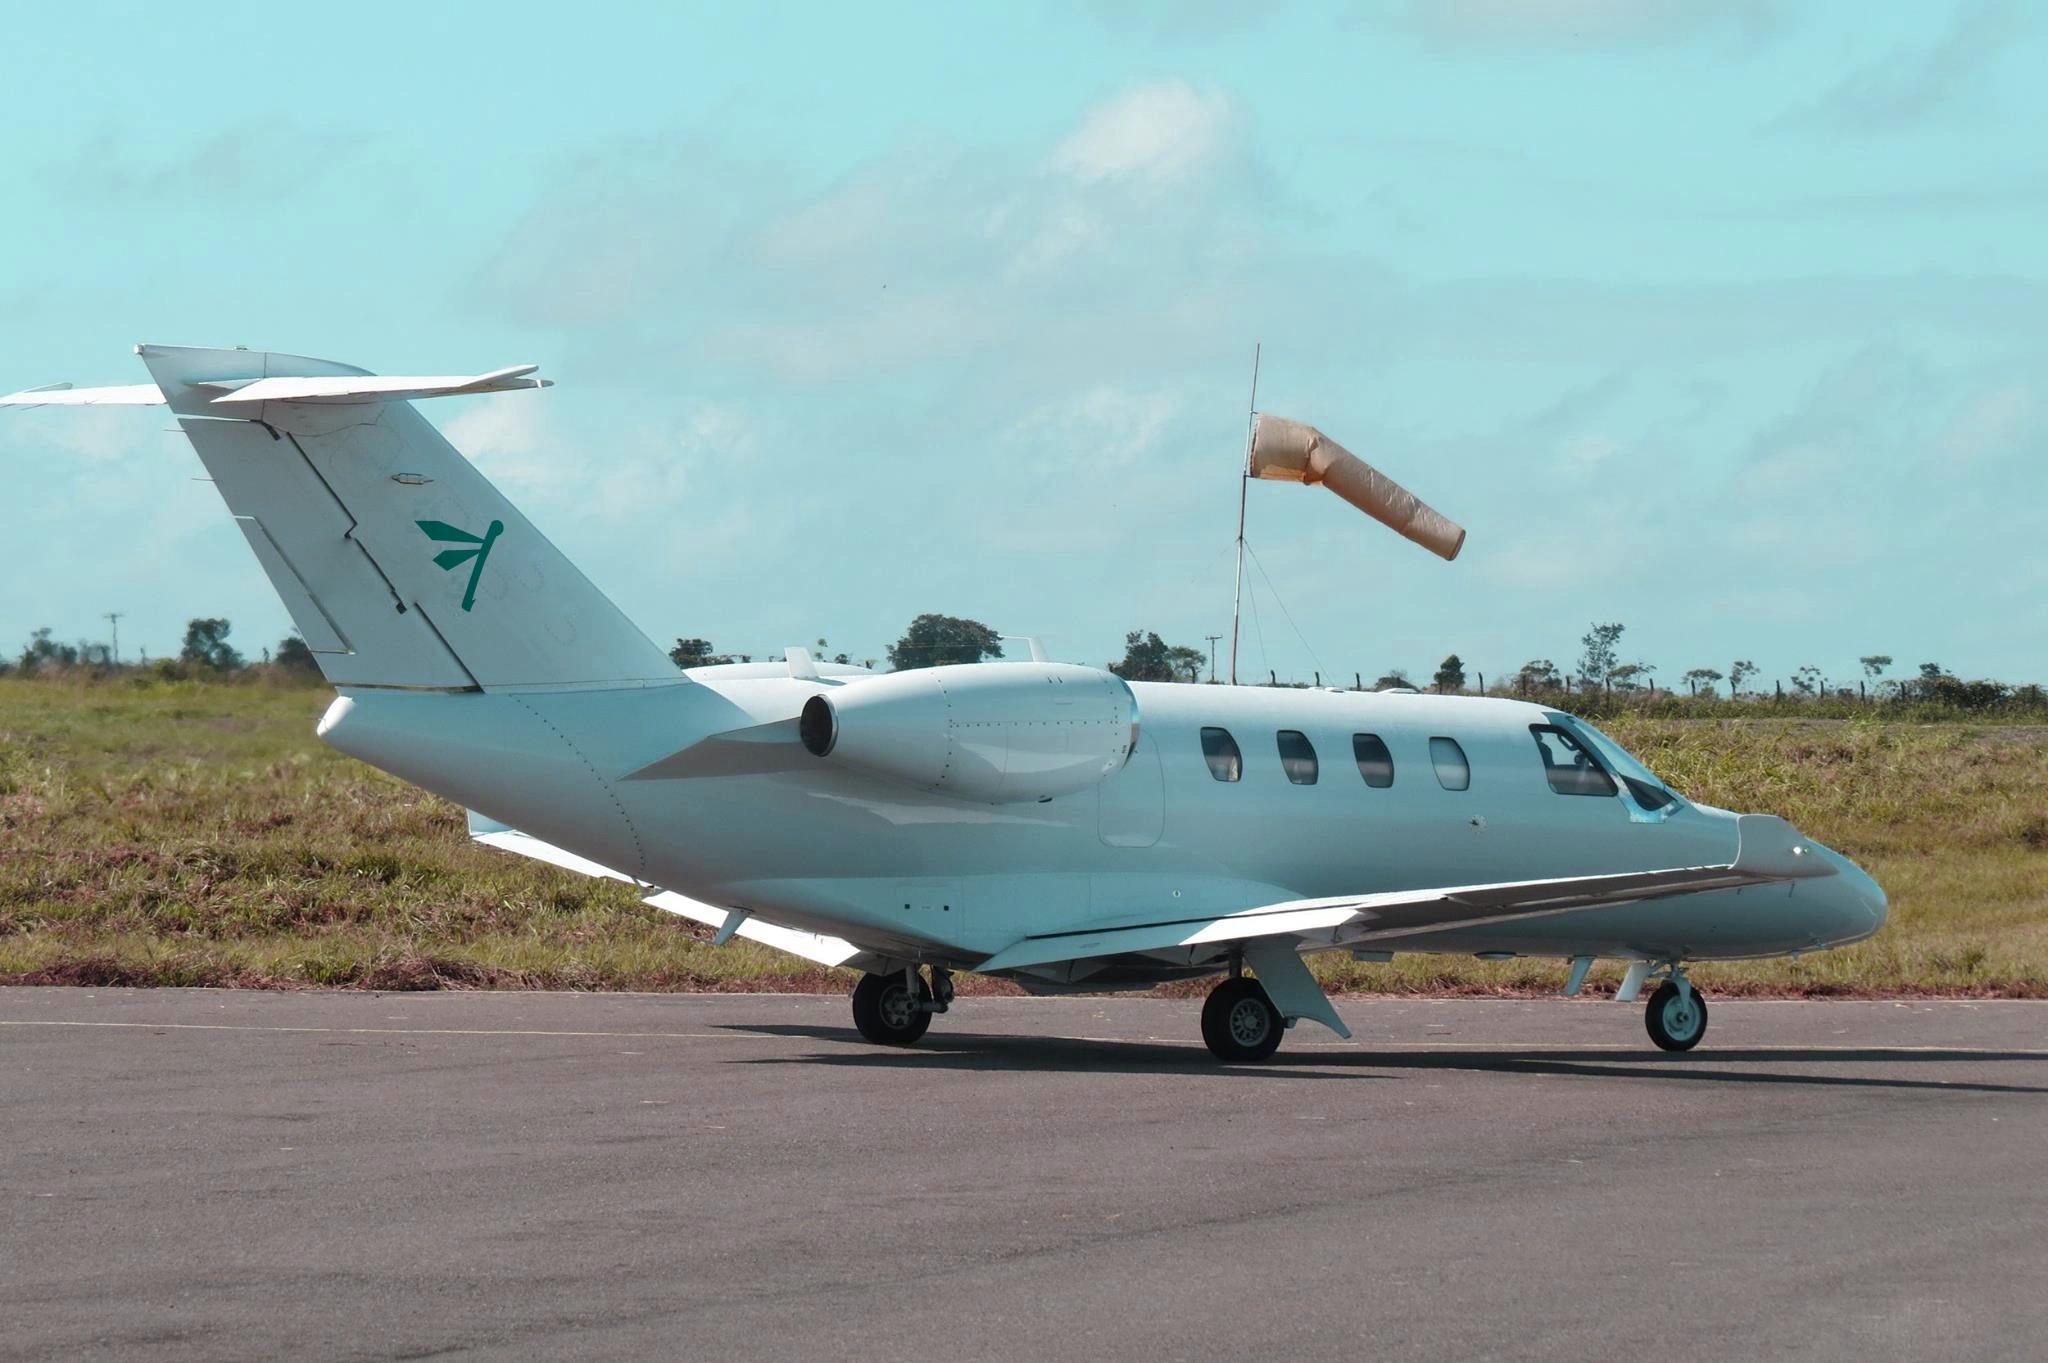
[850,966,953,1046]
[1200,977,1284,1063]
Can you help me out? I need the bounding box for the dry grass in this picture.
[2,677,2043,996]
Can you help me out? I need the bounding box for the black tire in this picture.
[851,971,933,1046]
[1201,977,1284,1063]
[1645,979,1708,1052]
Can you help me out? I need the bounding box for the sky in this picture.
[2,0,2043,688]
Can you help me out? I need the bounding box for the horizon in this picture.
[6,613,2031,695]
[4,1,2043,683]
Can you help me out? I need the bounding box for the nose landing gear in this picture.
[1644,975,1709,1052]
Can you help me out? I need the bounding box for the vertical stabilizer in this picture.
[135,345,678,691]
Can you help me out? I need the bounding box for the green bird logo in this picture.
[417,519,504,612]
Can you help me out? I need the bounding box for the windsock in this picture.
[1248,413,1465,561]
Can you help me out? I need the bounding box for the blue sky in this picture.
[3,0,2043,687]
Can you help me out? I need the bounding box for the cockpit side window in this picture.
[1542,712,1687,822]
[1276,730,1319,785]
[1200,726,1242,783]
[1530,724,1618,797]
[1621,775,1675,811]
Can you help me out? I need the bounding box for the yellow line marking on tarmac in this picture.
[2,1019,2043,1055]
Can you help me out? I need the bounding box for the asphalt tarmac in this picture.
[5,988,2045,1362]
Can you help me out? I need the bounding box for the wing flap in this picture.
[464,812,881,971]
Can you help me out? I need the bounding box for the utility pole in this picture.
[1204,635,1223,683]
[103,612,123,665]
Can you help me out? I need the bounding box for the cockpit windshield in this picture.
[1544,713,1685,821]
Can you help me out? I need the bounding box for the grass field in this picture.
[2,677,2043,997]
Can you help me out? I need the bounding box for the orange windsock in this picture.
[1248,413,1465,561]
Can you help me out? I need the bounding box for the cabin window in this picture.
[1428,736,1471,791]
[1530,724,1617,797]
[1352,733,1394,788]
[1276,730,1319,785]
[1200,727,1242,782]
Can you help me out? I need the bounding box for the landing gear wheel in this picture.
[851,971,933,1046]
[1645,980,1708,1052]
[1201,977,1284,1063]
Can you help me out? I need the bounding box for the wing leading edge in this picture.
[975,814,1834,974]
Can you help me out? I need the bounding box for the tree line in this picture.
[4,619,319,679]
[9,613,2042,717]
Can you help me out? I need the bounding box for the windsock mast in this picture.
[1229,343,1260,687]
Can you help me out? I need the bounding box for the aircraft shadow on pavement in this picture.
[721,1024,2048,1095]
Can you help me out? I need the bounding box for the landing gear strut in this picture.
[851,968,934,1046]
[1201,977,1284,1063]
[1644,975,1709,1052]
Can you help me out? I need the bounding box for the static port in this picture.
[799,695,837,757]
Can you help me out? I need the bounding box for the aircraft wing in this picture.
[976,814,1833,973]
[464,812,886,972]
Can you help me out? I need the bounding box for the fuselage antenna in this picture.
[1229,342,1260,687]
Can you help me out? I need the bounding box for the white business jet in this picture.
[5,347,1887,1061]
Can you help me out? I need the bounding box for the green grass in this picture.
[2,677,2043,996]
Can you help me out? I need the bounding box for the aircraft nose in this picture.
[1814,842,1888,942]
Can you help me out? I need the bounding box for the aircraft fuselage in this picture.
[319,671,1887,979]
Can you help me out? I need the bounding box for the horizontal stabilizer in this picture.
[199,365,549,406]
[3,364,547,412]
[0,382,165,407]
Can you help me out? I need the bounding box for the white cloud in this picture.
[1011,384,1185,474]
[441,394,565,500]
[1050,80,1233,186]
[1771,0,2027,136]
[1382,0,1780,50]
[45,123,367,205]
[1938,383,2036,466]
[24,406,150,466]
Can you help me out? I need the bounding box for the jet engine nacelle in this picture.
[798,662,1138,804]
